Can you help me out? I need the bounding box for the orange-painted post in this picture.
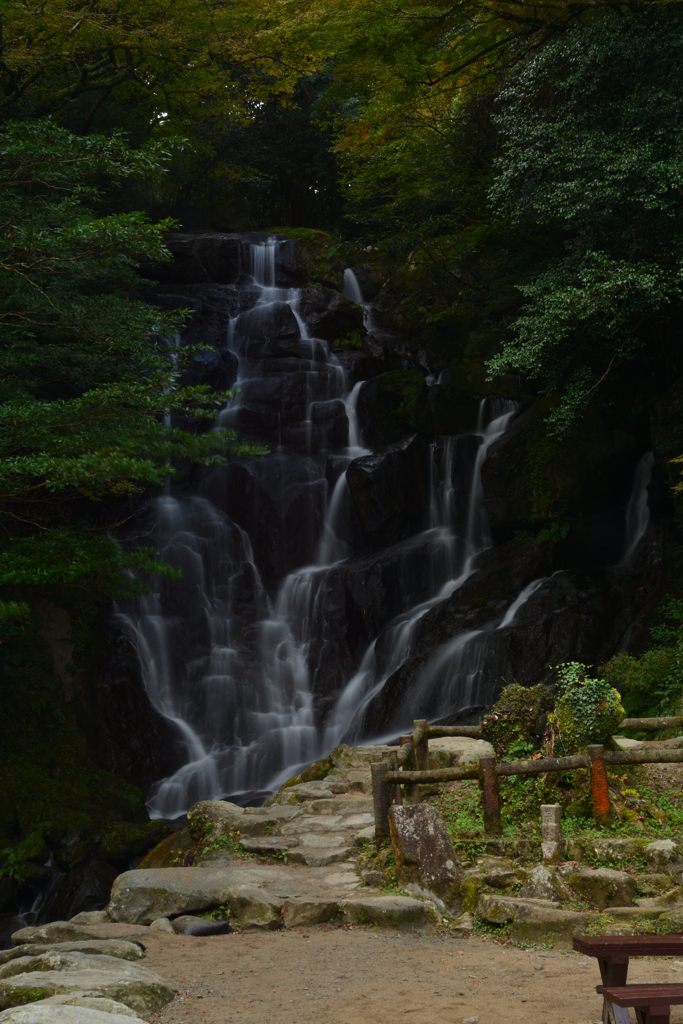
[479,756,502,836]
[587,744,611,825]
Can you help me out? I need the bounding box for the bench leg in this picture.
[635,1010,670,1024]
[599,957,630,1024]
[604,1001,632,1024]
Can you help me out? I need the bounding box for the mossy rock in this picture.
[137,829,194,869]
[99,821,171,863]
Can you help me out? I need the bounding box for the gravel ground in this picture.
[140,927,683,1024]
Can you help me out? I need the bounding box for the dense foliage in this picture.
[0,119,258,622]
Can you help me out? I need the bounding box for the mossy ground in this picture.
[429,762,683,868]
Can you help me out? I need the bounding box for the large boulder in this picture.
[644,840,683,874]
[346,436,431,548]
[567,867,637,910]
[388,804,463,908]
[519,866,569,903]
[106,867,281,928]
[186,801,279,842]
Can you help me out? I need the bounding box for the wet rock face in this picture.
[78,621,185,793]
[360,531,662,735]
[357,370,430,447]
[297,287,364,342]
[346,436,432,548]
[481,401,641,561]
[151,233,245,284]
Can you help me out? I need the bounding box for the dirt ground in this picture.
[140,926,683,1024]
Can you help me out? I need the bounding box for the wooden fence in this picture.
[370,718,683,840]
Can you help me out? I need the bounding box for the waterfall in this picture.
[324,400,517,745]
[621,451,654,563]
[343,268,375,333]
[119,235,521,817]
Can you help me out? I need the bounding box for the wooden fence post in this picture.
[371,760,392,843]
[387,750,401,807]
[414,719,429,771]
[587,744,611,825]
[479,756,502,836]
[399,735,419,804]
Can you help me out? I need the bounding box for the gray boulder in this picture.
[519,865,568,902]
[644,840,683,873]
[0,944,143,967]
[0,1006,134,1024]
[148,920,173,934]
[186,800,278,841]
[106,868,280,929]
[388,804,463,909]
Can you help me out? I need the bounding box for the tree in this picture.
[0,118,260,624]
[487,8,683,430]
[0,0,312,134]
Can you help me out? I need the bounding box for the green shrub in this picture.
[481,682,555,757]
[550,662,624,754]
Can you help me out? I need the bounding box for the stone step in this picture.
[307,797,374,815]
[288,847,355,868]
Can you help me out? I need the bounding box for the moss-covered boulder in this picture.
[567,867,637,910]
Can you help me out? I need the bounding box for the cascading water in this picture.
[119,236,535,817]
[621,451,654,563]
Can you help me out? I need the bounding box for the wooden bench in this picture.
[573,935,683,1024]
[601,984,683,1024]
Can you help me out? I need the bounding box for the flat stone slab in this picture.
[289,847,354,867]
[280,816,342,835]
[342,896,437,931]
[323,872,360,888]
[478,894,561,924]
[331,814,373,830]
[282,898,341,928]
[0,944,143,967]
[238,837,299,854]
[11,925,98,947]
[297,834,346,849]
[308,798,373,815]
[0,1006,135,1024]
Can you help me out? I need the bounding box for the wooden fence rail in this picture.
[372,718,683,841]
